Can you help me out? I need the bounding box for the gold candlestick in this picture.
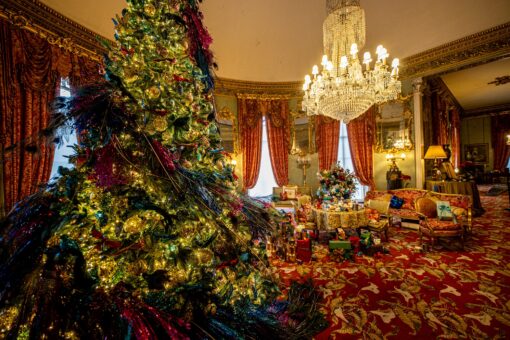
[297,153,311,186]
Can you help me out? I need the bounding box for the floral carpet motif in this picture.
[273,189,510,339]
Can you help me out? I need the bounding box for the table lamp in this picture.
[424,145,447,180]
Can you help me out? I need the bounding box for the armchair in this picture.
[415,197,464,250]
[364,199,391,241]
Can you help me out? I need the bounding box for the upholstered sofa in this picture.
[365,188,473,232]
[271,186,313,209]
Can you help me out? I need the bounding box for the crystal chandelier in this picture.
[302,0,402,122]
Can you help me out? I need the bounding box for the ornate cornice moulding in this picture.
[214,78,302,98]
[2,0,508,93]
[463,103,510,118]
[0,0,108,61]
[400,22,510,79]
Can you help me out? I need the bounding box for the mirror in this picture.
[376,96,414,152]
[216,106,239,154]
[290,111,315,155]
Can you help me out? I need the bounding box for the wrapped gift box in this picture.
[329,240,352,250]
[296,239,312,262]
[318,230,337,244]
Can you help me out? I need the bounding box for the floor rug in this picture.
[272,191,510,339]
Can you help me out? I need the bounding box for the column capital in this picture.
[412,77,423,94]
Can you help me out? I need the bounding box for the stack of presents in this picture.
[266,211,389,263]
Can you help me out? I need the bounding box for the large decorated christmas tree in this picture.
[0,0,325,338]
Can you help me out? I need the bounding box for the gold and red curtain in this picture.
[491,114,510,171]
[237,96,290,190]
[0,19,101,213]
[315,115,339,171]
[347,106,376,190]
[237,98,262,190]
[430,86,462,166]
[264,99,289,187]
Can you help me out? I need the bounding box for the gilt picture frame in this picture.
[464,143,488,164]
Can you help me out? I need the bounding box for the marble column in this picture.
[413,78,425,189]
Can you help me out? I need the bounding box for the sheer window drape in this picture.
[248,118,278,197]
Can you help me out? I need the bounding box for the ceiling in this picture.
[39,0,510,110]
[441,58,510,111]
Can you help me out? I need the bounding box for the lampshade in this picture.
[424,145,447,159]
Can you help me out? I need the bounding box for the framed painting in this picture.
[464,143,488,164]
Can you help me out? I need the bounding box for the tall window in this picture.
[49,78,77,179]
[338,122,368,201]
[248,117,278,197]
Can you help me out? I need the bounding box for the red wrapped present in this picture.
[349,236,361,253]
[296,239,312,262]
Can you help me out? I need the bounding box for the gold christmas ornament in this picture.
[124,215,143,234]
[146,86,161,99]
[182,159,192,169]
[124,72,139,84]
[144,4,157,17]
[215,160,224,171]
[186,92,194,103]
[153,116,168,132]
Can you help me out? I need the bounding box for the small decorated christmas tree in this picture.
[317,163,358,201]
[0,1,325,338]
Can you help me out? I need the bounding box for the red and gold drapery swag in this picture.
[347,106,376,190]
[237,97,290,190]
[0,19,102,213]
[315,115,340,171]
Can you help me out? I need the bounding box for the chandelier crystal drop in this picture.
[302,0,401,123]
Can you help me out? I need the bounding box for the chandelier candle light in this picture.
[386,152,406,172]
[302,0,401,122]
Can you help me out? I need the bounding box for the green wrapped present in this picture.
[329,240,351,250]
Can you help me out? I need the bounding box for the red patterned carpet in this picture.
[273,187,510,339]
